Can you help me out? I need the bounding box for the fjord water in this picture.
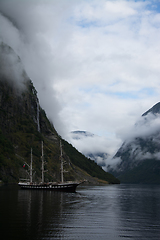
[0,184,160,240]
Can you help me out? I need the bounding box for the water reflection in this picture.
[116,185,160,239]
[18,189,67,239]
[1,184,160,240]
[0,186,68,239]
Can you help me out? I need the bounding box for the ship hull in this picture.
[18,182,80,192]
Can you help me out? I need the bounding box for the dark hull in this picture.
[18,182,80,192]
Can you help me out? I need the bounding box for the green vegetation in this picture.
[62,139,120,184]
[0,129,20,183]
[0,51,119,184]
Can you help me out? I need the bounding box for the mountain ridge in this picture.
[142,102,160,116]
[69,130,109,167]
[0,42,120,184]
[109,102,160,183]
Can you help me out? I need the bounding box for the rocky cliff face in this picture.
[0,42,60,182]
[109,103,160,183]
[0,42,120,184]
[0,42,57,138]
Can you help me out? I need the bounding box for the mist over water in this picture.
[1,184,160,240]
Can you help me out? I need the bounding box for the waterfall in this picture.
[36,99,40,132]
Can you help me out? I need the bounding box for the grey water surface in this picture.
[0,184,160,240]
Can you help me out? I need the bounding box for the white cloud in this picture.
[117,112,160,142]
[0,42,26,91]
[68,131,119,156]
[0,0,160,156]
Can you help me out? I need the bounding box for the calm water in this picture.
[0,184,160,240]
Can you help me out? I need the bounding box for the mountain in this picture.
[71,131,95,139]
[109,102,160,183]
[70,131,109,167]
[0,42,120,184]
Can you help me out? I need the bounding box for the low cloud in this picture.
[117,112,160,142]
[66,131,122,170]
[67,131,121,156]
[0,41,27,90]
[104,156,122,171]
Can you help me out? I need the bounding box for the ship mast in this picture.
[41,141,48,183]
[23,148,33,183]
[30,148,33,183]
[41,141,44,183]
[60,141,64,183]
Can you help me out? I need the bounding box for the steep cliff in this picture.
[109,102,160,183]
[0,42,120,184]
[0,42,60,182]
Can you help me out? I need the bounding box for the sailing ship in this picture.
[18,141,81,192]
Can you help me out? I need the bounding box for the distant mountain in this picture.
[0,42,120,184]
[71,131,94,139]
[109,102,160,183]
[86,153,108,167]
[70,131,109,167]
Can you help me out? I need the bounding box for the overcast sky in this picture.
[0,0,160,157]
